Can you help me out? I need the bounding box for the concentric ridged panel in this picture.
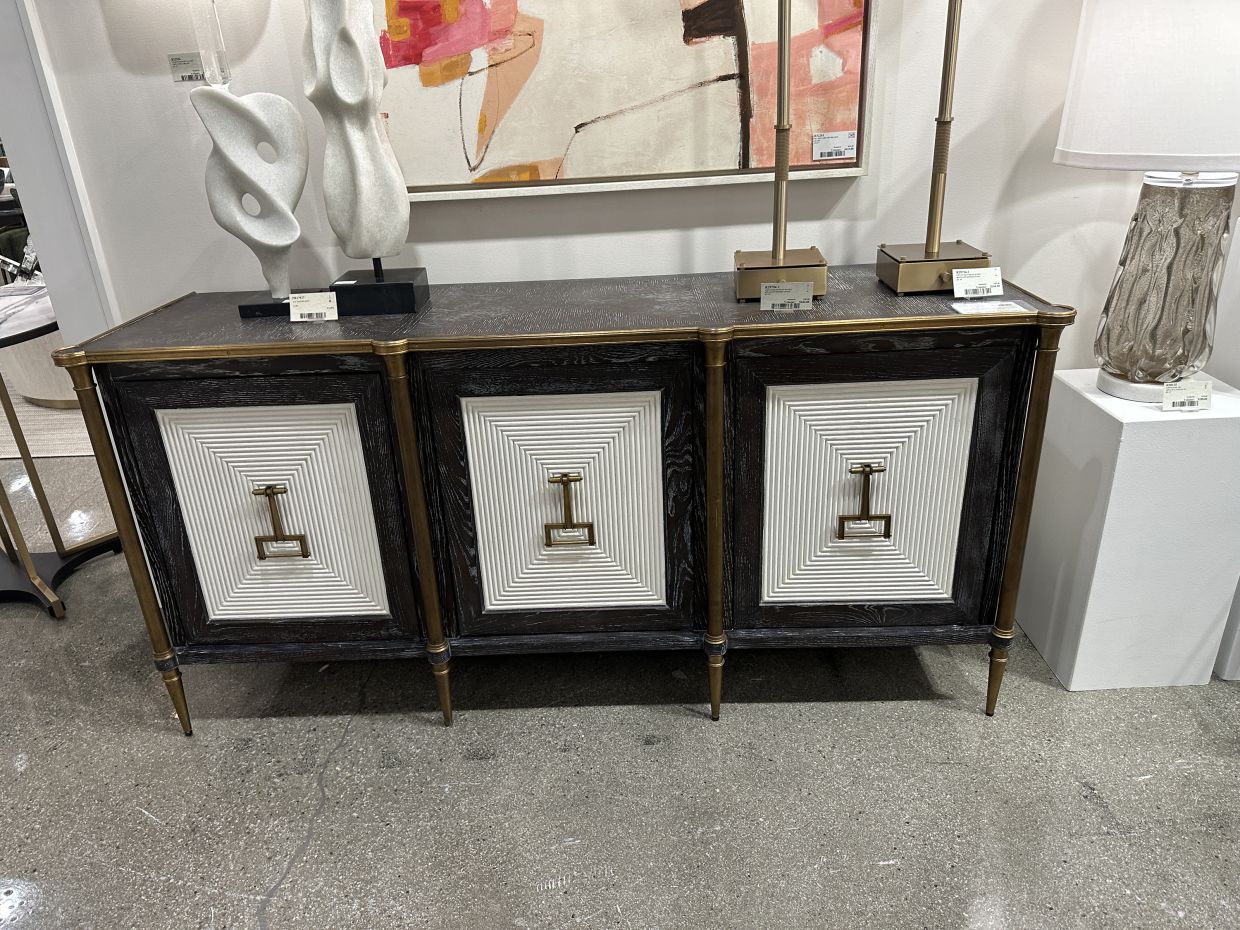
[461,391,666,611]
[156,404,390,620]
[761,378,978,604]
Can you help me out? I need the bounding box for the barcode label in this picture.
[952,267,1004,299]
[760,281,813,313]
[812,131,857,162]
[1163,380,1211,412]
[169,52,207,84]
[289,291,339,322]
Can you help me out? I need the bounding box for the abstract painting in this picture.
[372,0,869,197]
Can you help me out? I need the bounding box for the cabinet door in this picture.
[101,362,420,647]
[419,343,703,637]
[732,328,1037,629]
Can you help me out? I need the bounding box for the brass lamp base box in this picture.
[876,241,990,294]
[734,247,829,301]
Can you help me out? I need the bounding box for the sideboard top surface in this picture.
[63,265,1073,363]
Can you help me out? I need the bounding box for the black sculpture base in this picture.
[237,297,293,319]
[0,535,122,618]
[330,266,430,317]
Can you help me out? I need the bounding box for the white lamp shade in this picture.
[1055,0,1240,172]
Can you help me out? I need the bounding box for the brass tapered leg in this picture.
[431,660,453,727]
[985,321,1069,718]
[381,351,457,727]
[702,333,730,722]
[160,666,193,735]
[707,655,724,721]
[985,647,1008,716]
[66,362,192,733]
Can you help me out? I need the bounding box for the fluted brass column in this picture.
[986,322,1067,715]
[65,360,192,735]
[702,332,730,720]
[380,348,453,726]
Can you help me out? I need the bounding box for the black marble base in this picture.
[0,534,122,618]
[330,266,430,317]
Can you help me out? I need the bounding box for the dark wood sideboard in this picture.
[54,265,1074,733]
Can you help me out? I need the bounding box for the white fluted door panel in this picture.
[761,378,978,604]
[156,404,390,621]
[461,391,666,611]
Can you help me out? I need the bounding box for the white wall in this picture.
[0,0,118,341]
[21,0,1232,372]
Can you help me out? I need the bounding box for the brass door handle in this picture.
[543,472,596,547]
[837,463,893,540]
[252,484,311,559]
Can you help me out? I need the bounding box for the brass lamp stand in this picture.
[735,0,828,301]
[876,0,990,294]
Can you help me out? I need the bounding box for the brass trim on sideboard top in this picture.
[53,303,1076,368]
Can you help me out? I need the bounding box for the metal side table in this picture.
[0,282,119,616]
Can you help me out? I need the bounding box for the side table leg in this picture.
[67,362,192,735]
[703,332,730,720]
[382,350,454,727]
[986,320,1065,716]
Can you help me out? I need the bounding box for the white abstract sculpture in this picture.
[190,87,310,298]
[303,0,410,260]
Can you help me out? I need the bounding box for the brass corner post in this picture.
[986,323,1066,715]
[380,349,453,726]
[66,363,192,735]
[702,332,730,720]
[925,0,964,258]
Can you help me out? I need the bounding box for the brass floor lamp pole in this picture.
[876,0,990,294]
[734,0,828,301]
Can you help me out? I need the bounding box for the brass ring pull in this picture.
[252,484,311,559]
[543,472,596,548]
[837,463,893,540]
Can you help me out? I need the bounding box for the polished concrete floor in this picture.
[1,458,1238,929]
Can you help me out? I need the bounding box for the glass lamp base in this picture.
[1095,171,1236,390]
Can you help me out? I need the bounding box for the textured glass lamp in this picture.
[1055,0,1240,402]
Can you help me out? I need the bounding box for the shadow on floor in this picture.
[190,646,961,722]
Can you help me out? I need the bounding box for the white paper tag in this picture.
[760,281,813,313]
[951,299,1030,314]
[169,52,206,83]
[812,130,857,162]
[1162,380,1212,412]
[952,266,1004,299]
[289,292,338,322]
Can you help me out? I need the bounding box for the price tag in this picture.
[1162,380,1212,412]
[169,52,206,83]
[952,266,1004,299]
[951,299,1031,315]
[812,130,857,162]
[760,281,813,314]
[289,292,338,322]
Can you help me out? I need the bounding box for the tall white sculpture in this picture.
[303,0,410,260]
[190,87,310,298]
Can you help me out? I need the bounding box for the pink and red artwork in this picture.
[370,0,869,195]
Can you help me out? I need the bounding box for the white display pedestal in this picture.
[1018,369,1240,690]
